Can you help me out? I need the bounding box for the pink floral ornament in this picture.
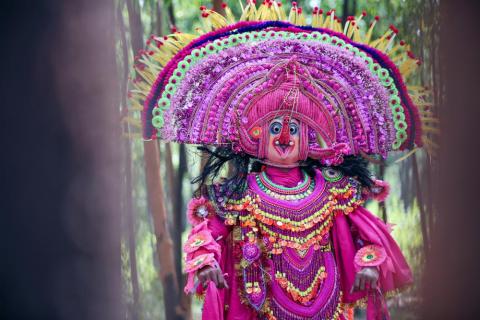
[361,179,391,202]
[371,179,390,202]
[354,245,387,268]
[184,252,218,294]
[184,253,217,273]
[187,197,214,226]
[183,230,215,254]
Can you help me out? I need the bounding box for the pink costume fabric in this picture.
[184,168,412,320]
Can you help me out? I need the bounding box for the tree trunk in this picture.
[165,143,176,218]
[422,1,480,318]
[342,0,353,19]
[126,0,144,52]
[126,1,183,319]
[117,1,140,319]
[156,0,165,35]
[0,1,122,319]
[378,162,388,222]
[166,0,176,28]
[175,144,192,319]
[412,153,429,258]
[173,144,187,282]
[144,141,182,320]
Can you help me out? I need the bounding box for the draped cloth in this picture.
[332,206,413,319]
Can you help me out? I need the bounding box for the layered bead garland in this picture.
[224,170,363,254]
[275,265,327,303]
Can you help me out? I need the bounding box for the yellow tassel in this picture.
[394,148,418,163]
[255,4,265,20]
[328,10,336,30]
[390,53,406,64]
[224,6,236,24]
[238,0,244,12]
[257,3,277,21]
[399,58,419,79]
[343,20,351,36]
[321,10,330,28]
[423,137,439,150]
[313,15,320,28]
[364,19,378,44]
[240,0,257,21]
[369,31,390,49]
[379,33,396,52]
[352,11,367,41]
[150,48,173,66]
[135,67,156,85]
[206,10,228,29]
[335,18,343,33]
[273,1,287,21]
[288,7,296,24]
[386,42,404,57]
[122,132,143,139]
[352,25,362,42]
[422,126,440,135]
[344,16,358,38]
[297,10,306,26]
[194,27,205,35]
[420,117,440,124]
[408,85,430,93]
[122,116,142,128]
[128,98,144,111]
[317,10,324,28]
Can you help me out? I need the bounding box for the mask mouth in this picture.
[274,139,294,157]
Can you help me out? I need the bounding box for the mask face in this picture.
[266,116,301,166]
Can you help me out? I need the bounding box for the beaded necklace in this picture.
[258,170,312,194]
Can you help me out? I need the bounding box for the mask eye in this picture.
[269,121,282,135]
[289,123,298,135]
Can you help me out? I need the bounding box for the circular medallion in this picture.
[321,167,343,182]
[242,242,261,264]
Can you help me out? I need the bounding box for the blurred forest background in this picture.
[116,0,440,319]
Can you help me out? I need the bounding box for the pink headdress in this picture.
[237,58,349,164]
[131,11,428,161]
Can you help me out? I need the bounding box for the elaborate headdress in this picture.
[130,1,432,163]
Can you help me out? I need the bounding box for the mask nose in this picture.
[278,116,291,145]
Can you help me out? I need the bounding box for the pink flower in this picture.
[354,245,387,268]
[187,197,214,226]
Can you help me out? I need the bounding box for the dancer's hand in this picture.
[351,267,379,292]
[197,266,229,289]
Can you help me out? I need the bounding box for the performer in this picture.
[131,2,429,319]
